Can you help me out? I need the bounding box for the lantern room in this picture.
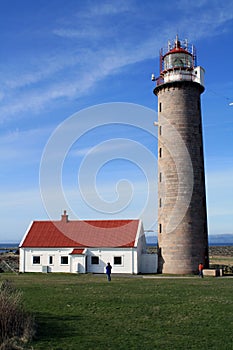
[153,35,204,88]
[162,36,195,72]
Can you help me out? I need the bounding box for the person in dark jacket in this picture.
[106,262,112,281]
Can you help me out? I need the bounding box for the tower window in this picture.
[159,126,162,135]
[159,198,162,207]
[159,147,162,158]
[199,123,202,133]
[159,223,162,233]
[159,172,162,182]
[159,102,162,112]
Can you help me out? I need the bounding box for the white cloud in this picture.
[1,2,233,123]
[0,126,51,162]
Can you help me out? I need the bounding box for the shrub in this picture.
[0,280,34,349]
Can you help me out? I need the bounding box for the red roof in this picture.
[165,47,190,55]
[70,249,85,255]
[20,219,140,248]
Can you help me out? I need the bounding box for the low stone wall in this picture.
[203,269,223,277]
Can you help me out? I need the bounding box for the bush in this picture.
[0,280,34,349]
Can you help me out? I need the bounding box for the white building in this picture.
[19,211,157,274]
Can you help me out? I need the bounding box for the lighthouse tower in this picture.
[153,36,209,274]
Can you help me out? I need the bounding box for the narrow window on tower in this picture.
[159,125,162,135]
[159,198,162,207]
[159,102,162,112]
[199,123,202,134]
[159,147,162,158]
[159,223,162,233]
[159,172,162,182]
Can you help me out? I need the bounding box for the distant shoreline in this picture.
[0,242,233,255]
[1,242,233,248]
[146,243,233,247]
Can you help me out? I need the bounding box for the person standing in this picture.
[106,262,112,281]
[198,262,204,278]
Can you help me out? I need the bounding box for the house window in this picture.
[114,256,122,265]
[33,256,40,264]
[91,256,99,265]
[49,256,53,265]
[61,256,68,265]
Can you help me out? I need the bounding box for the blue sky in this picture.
[0,0,233,242]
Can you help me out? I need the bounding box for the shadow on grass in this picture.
[34,313,82,341]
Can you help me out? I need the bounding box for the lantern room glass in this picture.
[164,53,192,70]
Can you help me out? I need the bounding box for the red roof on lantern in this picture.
[164,47,190,56]
[162,36,192,58]
[20,217,141,249]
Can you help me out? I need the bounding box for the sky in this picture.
[0,0,233,243]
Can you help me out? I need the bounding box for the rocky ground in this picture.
[209,245,233,257]
[0,252,19,273]
[147,245,233,256]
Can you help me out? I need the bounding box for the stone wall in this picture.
[154,81,209,274]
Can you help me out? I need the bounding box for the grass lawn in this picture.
[1,273,233,350]
[210,256,233,265]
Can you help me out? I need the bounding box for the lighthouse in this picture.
[153,36,209,274]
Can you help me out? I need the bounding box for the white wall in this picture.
[85,248,138,274]
[135,223,147,273]
[163,66,205,88]
[140,254,158,274]
[20,248,73,273]
[70,255,86,273]
[20,247,139,274]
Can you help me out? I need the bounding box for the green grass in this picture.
[1,273,233,350]
[210,256,233,265]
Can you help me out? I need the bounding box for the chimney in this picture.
[61,210,69,223]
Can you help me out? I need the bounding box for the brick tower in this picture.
[153,36,209,274]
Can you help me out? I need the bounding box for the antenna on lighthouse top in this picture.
[168,40,171,51]
[175,34,180,48]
